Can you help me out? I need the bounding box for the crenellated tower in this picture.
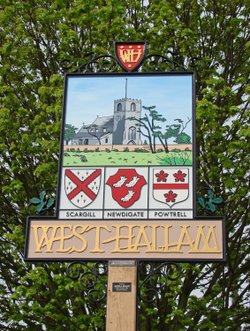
[112,80,142,145]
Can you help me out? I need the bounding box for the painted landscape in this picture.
[62,75,193,167]
[63,145,192,166]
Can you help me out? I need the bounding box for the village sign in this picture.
[25,42,225,262]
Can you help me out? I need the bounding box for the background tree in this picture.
[0,0,249,330]
[64,124,78,144]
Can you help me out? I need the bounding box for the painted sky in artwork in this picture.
[64,74,193,138]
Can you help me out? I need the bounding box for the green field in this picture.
[63,150,192,166]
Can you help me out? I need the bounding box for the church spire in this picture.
[125,78,128,99]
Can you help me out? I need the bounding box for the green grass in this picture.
[63,150,192,166]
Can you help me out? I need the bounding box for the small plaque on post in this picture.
[112,282,132,292]
[109,260,136,267]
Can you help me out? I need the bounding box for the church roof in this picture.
[92,115,113,127]
[73,115,114,140]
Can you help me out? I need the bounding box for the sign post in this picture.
[25,42,225,331]
[106,261,137,331]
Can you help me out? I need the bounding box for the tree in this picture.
[175,132,191,144]
[0,0,249,330]
[64,124,78,144]
[128,105,167,153]
[164,118,192,145]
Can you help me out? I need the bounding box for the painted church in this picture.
[71,96,142,146]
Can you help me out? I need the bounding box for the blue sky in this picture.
[64,74,193,137]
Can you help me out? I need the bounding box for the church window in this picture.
[105,138,108,143]
[128,127,136,140]
[117,103,122,111]
[131,102,136,111]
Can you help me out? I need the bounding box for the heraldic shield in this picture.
[64,168,101,208]
[106,168,147,208]
[115,42,146,72]
[153,168,189,207]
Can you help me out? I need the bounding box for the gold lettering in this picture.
[103,225,138,253]
[32,225,73,253]
[132,226,151,251]
[30,221,223,258]
[32,225,59,252]
[57,225,74,252]
[90,225,111,253]
[190,225,222,253]
[159,225,180,253]
[69,225,89,253]
[149,225,164,252]
[119,49,142,63]
[176,225,194,252]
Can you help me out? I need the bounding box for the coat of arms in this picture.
[65,169,101,208]
[153,168,189,207]
[106,168,147,208]
[115,42,146,71]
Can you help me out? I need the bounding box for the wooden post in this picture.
[106,261,137,331]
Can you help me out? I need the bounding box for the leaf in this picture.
[208,200,216,212]
[36,202,45,214]
[39,191,46,201]
[30,197,41,205]
[198,196,205,208]
[208,190,215,199]
[212,197,223,204]
[46,198,55,209]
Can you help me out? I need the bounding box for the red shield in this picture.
[106,169,147,208]
[115,42,146,71]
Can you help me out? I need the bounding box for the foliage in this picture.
[64,124,78,144]
[129,106,191,152]
[198,189,223,213]
[128,105,168,153]
[0,0,249,330]
[30,191,55,215]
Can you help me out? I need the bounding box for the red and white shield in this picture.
[153,168,189,207]
[106,169,147,208]
[64,169,101,208]
[115,42,146,72]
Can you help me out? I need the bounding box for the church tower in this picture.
[112,80,142,145]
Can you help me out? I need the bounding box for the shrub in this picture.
[80,155,88,162]
[123,147,129,152]
[105,148,111,153]
[134,148,149,153]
